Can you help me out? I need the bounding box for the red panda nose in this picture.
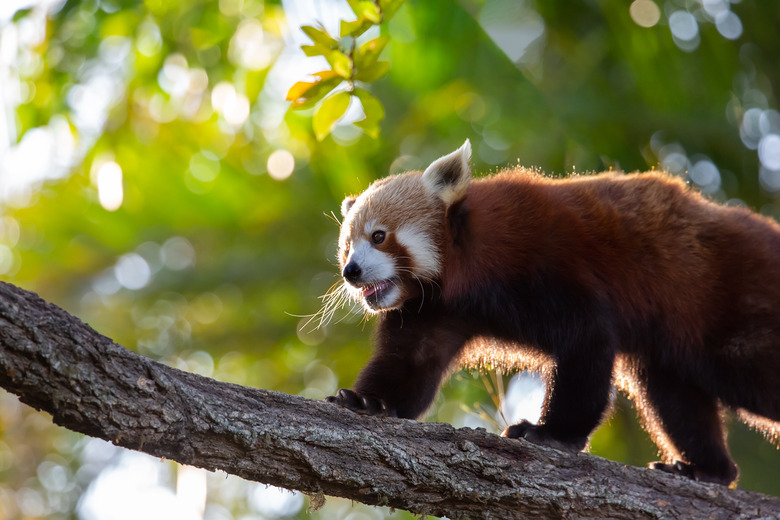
[342,262,362,283]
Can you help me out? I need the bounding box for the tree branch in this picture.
[0,281,778,519]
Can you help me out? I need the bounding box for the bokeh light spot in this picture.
[211,81,250,126]
[188,150,221,182]
[702,0,728,17]
[740,108,763,150]
[0,217,20,247]
[136,21,162,57]
[759,167,780,193]
[690,159,721,193]
[267,149,295,180]
[228,18,275,71]
[715,10,742,40]
[37,460,73,493]
[191,293,223,325]
[218,0,242,16]
[661,151,689,175]
[161,237,195,270]
[159,53,190,97]
[78,451,202,520]
[96,161,124,211]
[248,485,304,518]
[92,268,121,296]
[114,253,151,290]
[297,317,326,346]
[758,134,780,171]
[0,245,15,275]
[629,0,661,28]
[669,10,698,41]
[759,109,780,136]
[16,487,47,518]
[500,372,544,425]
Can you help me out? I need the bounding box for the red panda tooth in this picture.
[362,280,391,298]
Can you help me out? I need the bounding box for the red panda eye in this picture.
[372,231,386,244]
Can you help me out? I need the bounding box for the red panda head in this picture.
[337,140,472,312]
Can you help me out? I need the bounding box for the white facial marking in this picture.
[396,225,441,279]
[376,285,401,309]
[349,239,395,282]
[344,239,402,311]
[363,219,378,235]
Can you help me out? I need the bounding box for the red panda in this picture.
[325,140,780,486]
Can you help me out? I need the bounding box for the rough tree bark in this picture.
[0,282,779,519]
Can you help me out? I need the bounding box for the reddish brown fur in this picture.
[446,169,776,348]
[453,169,780,474]
[328,152,780,486]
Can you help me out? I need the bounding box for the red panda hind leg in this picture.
[633,364,738,485]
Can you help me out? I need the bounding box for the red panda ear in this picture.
[341,196,357,217]
[421,139,472,206]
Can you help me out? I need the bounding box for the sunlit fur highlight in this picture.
[325,141,780,486]
[337,171,445,312]
[421,140,471,205]
[303,277,359,331]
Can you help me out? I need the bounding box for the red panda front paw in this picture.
[501,420,585,453]
[649,460,737,485]
[325,388,397,417]
[650,460,696,479]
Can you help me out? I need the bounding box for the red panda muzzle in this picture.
[342,261,361,284]
[361,280,392,299]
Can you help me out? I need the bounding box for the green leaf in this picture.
[286,81,317,102]
[354,61,390,82]
[353,88,385,138]
[378,0,404,22]
[295,81,343,109]
[339,18,373,38]
[301,43,334,57]
[301,25,338,48]
[12,7,33,22]
[312,70,341,80]
[346,0,381,22]
[354,36,389,70]
[286,71,343,109]
[358,3,382,23]
[325,50,353,79]
[345,0,362,16]
[312,91,351,141]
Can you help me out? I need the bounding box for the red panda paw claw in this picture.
[650,460,696,479]
[326,388,396,417]
[501,420,536,439]
[501,421,585,453]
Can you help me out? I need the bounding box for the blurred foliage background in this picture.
[1,0,780,518]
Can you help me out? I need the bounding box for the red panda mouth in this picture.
[361,280,393,299]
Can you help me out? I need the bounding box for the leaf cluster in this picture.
[286,0,402,140]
